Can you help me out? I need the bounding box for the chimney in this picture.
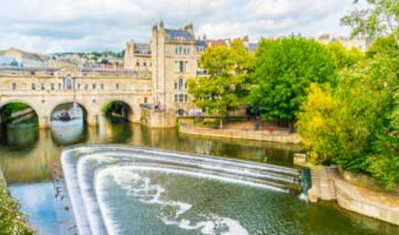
[184,22,194,35]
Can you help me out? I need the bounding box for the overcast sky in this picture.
[0,0,367,54]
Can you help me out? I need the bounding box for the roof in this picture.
[0,56,20,66]
[165,29,194,41]
[134,43,151,55]
[247,43,258,52]
[196,40,207,47]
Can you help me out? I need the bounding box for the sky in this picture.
[0,0,367,54]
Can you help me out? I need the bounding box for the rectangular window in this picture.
[93,84,96,90]
[185,94,188,102]
[101,84,104,90]
[174,94,178,102]
[51,83,54,90]
[116,84,119,90]
[32,83,36,90]
[12,83,16,90]
[179,61,184,73]
[77,84,81,90]
[41,83,45,90]
[85,84,88,90]
[58,83,61,90]
[179,94,184,102]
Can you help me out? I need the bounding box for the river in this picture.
[0,115,398,234]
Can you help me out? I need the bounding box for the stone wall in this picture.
[180,125,301,143]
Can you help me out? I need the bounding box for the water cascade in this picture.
[61,145,307,235]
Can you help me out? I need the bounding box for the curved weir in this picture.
[61,145,304,235]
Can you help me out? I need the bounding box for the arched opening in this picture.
[49,102,88,144]
[0,102,39,147]
[50,102,88,125]
[101,101,133,122]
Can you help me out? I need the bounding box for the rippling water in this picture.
[0,116,398,234]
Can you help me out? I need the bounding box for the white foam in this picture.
[96,166,250,235]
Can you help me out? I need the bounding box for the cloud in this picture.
[0,0,364,53]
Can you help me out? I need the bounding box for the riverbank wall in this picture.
[179,125,301,144]
[0,108,34,125]
[307,166,399,226]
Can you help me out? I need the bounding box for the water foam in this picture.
[96,166,250,235]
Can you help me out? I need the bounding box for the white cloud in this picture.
[0,0,365,53]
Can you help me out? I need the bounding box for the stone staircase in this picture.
[308,166,338,202]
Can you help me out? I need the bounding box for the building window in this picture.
[136,61,140,66]
[77,84,81,90]
[185,94,188,102]
[93,84,96,90]
[144,97,148,104]
[41,83,45,90]
[31,71,35,76]
[51,83,54,90]
[101,84,104,90]
[174,82,177,90]
[179,79,184,90]
[32,83,36,90]
[175,61,188,73]
[116,84,119,90]
[12,83,16,90]
[65,76,73,90]
[174,94,178,102]
[179,94,184,102]
[58,83,62,90]
[85,84,88,90]
[184,82,187,89]
[143,62,147,66]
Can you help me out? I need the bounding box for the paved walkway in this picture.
[180,125,301,143]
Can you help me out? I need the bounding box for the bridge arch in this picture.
[100,99,135,123]
[0,100,40,127]
[49,101,89,123]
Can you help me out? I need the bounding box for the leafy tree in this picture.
[249,36,336,123]
[188,40,254,128]
[298,56,399,187]
[341,0,399,48]
[366,34,399,58]
[324,41,365,69]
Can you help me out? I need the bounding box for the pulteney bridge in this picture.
[0,65,155,128]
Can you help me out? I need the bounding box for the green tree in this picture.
[298,56,399,187]
[324,41,364,69]
[188,40,254,128]
[366,34,399,58]
[341,0,399,48]
[249,36,336,123]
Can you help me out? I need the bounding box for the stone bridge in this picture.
[0,65,155,128]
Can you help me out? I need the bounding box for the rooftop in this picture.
[165,29,194,41]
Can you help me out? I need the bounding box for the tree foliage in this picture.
[341,0,399,48]
[324,41,365,69]
[249,36,336,122]
[188,40,254,125]
[298,56,399,187]
[366,34,399,58]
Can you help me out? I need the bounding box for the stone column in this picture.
[38,115,50,129]
[87,114,99,126]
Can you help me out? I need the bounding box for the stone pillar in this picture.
[87,114,99,126]
[39,115,50,129]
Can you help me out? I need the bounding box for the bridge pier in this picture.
[87,115,99,127]
[39,115,50,129]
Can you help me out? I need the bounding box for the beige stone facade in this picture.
[124,21,198,115]
[0,65,152,128]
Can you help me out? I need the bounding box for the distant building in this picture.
[0,48,45,67]
[0,56,21,67]
[315,33,369,51]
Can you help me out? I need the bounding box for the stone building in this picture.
[125,21,198,115]
[315,33,370,51]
